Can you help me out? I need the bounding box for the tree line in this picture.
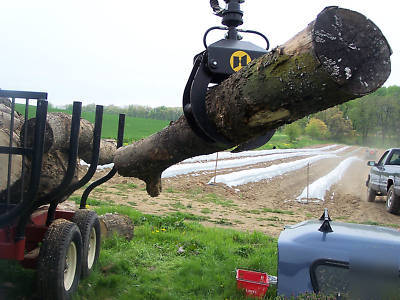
[61,103,183,121]
[284,85,400,147]
[59,85,400,147]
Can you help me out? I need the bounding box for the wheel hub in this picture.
[64,241,77,291]
[87,227,97,269]
[387,191,393,208]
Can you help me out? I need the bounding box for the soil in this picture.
[71,145,400,238]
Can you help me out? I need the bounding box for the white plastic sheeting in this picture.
[162,145,348,178]
[296,156,360,202]
[207,154,336,187]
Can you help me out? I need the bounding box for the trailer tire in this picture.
[72,209,101,278]
[386,185,400,214]
[367,184,376,202]
[37,218,82,300]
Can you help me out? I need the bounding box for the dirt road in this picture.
[73,145,400,237]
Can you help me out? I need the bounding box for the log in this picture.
[0,149,79,204]
[21,112,117,164]
[114,7,391,196]
[0,103,23,132]
[98,213,134,240]
[0,129,22,190]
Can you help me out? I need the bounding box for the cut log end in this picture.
[99,213,134,241]
[313,7,391,95]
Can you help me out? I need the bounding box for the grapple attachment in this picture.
[183,0,275,151]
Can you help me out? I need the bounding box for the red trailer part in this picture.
[0,90,125,299]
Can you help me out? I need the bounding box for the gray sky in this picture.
[0,1,398,107]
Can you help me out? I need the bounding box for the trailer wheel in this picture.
[72,209,101,278]
[37,218,82,300]
[386,185,400,214]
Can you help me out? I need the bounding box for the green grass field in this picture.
[0,203,278,300]
[14,103,169,142]
[80,112,169,142]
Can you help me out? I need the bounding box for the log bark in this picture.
[99,213,134,240]
[0,129,22,190]
[21,112,117,164]
[1,110,114,204]
[114,7,391,196]
[0,149,80,204]
[0,103,23,132]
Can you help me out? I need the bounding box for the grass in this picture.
[261,208,294,215]
[165,187,180,194]
[257,132,326,150]
[70,195,105,207]
[198,193,237,208]
[200,208,212,214]
[170,201,186,210]
[356,220,400,229]
[111,183,138,192]
[0,205,278,299]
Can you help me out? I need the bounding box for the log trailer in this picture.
[0,89,125,299]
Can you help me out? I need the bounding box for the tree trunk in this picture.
[114,7,391,196]
[21,112,117,165]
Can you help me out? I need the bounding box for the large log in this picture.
[21,112,117,165]
[114,7,391,196]
[0,103,23,132]
[0,129,22,190]
[1,110,114,204]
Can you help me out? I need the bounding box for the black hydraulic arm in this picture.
[80,113,125,208]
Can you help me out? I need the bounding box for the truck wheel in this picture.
[367,184,376,202]
[386,185,400,214]
[72,209,101,278]
[37,219,82,300]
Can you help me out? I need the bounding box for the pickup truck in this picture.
[366,148,400,214]
[246,209,400,299]
[277,210,400,299]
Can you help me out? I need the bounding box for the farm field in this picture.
[13,103,170,142]
[78,144,400,237]
[1,144,400,299]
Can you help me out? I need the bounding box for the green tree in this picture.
[305,118,328,139]
[284,122,301,142]
[315,106,354,141]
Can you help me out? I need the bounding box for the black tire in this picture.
[37,219,82,300]
[72,209,101,278]
[386,185,400,214]
[367,184,376,202]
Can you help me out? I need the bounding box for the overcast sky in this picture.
[0,1,398,107]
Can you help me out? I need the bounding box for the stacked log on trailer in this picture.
[0,7,392,200]
[0,98,23,190]
[0,103,116,203]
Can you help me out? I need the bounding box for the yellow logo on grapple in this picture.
[230,51,251,72]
